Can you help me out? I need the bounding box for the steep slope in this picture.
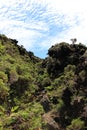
[39,42,87,130]
[0,34,44,130]
[0,35,87,130]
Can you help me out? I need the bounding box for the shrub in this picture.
[64,65,76,73]
[57,99,64,112]
[48,42,70,58]
[0,44,5,55]
[10,77,30,98]
[0,79,9,102]
[42,77,51,87]
[16,65,23,75]
[9,70,18,84]
[66,118,85,130]
[46,57,61,78]
[79,70,86,82]
[0,71,8,83]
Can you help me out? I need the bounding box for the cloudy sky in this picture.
[0,0,87,58]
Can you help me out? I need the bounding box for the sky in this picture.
[0,0,87,58]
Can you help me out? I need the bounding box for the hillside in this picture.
[0,34,87,130]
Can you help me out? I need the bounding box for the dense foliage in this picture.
[0,34,87,130]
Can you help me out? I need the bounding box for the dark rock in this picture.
[40,95,50,112]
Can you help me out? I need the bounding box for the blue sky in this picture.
[0,0,87,58]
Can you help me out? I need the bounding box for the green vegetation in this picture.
[66,118,85,130]
[0,34,87,130]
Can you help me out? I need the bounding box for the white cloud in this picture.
[0,0,87,58]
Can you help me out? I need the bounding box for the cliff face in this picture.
[0,35,87,130]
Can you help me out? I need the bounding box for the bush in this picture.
[9,70,18,84]
[48,42,70,58]
[0,71,8,83]
[64,65,76,73]
[46,57,61,78]
[66,118,85,130]
[3,112,30,130]
[42,77,51,87]
[16,65,23,75]
[0,44,5,55]
[79,70,86,82]
[10,77,30,98]
[0,79,9,102]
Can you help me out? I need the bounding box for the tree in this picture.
[71,38,77,44]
